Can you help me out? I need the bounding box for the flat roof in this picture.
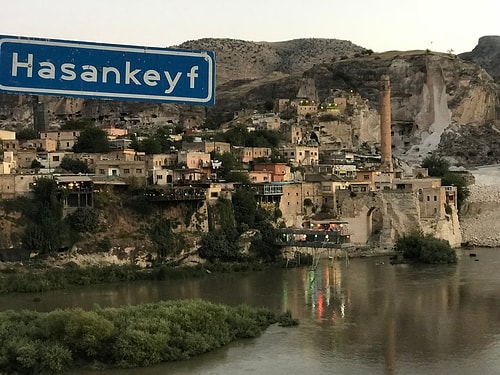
[55,175,92,183]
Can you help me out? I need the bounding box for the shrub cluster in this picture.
[0,263,274,295]
[0,299,294,373]
[394,231,457,264]
[0,264,143,294]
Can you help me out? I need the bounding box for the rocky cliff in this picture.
[459,36,500,80]
[295,51,499,166]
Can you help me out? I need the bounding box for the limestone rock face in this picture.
[307,52,499,165]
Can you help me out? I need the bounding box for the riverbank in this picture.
[0,261,275,295]
[460,165,500,247]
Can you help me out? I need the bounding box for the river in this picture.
[2,248,500,375]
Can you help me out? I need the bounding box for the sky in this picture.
[0,0,498,54]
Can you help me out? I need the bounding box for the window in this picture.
[99,169,105,174]
[427,196,430,201]
[136,169,142,174]
[52,156,59,162]
[210,192,218,198]
[364,174,370,180]
[124,169,130,174]
[157,175,163,180]
[434,196,437,201]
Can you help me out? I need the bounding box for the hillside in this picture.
[176,38,368,85]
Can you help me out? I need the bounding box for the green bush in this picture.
[67,207,99,233]
[0,300,296,372]
[394,231,457,264]
[198,228,241,261]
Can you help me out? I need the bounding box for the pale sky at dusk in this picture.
[1,0,498,54]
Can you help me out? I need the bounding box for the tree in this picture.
[22,178,66,253]
[67,207,99,233]
[73,126,110,153]
[228,171,250,184]
[264,99,275,112]
[250,220,281,262]
[214,152,241,181]
[150,218,177,261]
[198,228,240,261]
[30,159,43,171]
[441,172,470,210]
[59,157,89,174]
[32,178,62,219]
[420,154,469,210]
[394,231,457,264]
[154,126,176,153]
[232,187,257,232]
[245,130,280,148]
[421,154,450,177]
[221,125,247,147]
[16,128,38,141]
[140,137,162,155]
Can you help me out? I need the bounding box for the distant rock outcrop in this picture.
[459,36,500,80]
[176,38,368,85]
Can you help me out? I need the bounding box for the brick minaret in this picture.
[379,75,393,172]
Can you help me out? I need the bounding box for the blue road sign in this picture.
[0,35,215,105]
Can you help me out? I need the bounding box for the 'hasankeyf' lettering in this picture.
[11,53,200,95]
[0,35,215,105]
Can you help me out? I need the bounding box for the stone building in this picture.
[39,130,80,151]
[279,145,319,166]
[232,146,271,164]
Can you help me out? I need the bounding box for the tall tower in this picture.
[379,75,393,172]
[32,96,49,133]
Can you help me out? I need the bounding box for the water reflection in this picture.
[3,248,500,375]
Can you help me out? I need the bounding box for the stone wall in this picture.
[337,189,461,249]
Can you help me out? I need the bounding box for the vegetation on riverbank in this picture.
[0,299,298,373]
[0,261,275,295]
[393,231,458,264]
